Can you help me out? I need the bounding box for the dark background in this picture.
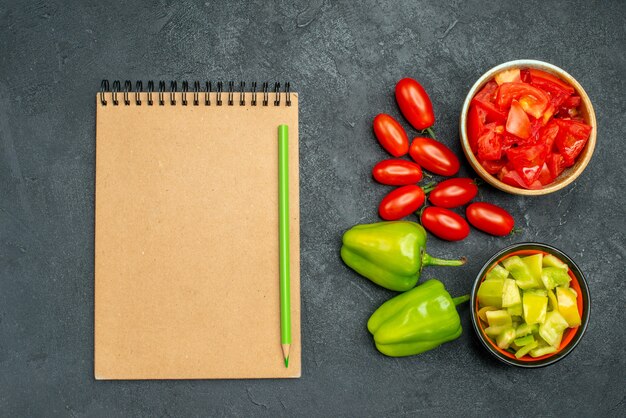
[1,0,625,416]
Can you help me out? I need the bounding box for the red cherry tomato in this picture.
[466,202,514,236]
[373,114,409,157]
[409,137,460,177]
[379,185,426,221]
[395,78,435,130]
[372,159,423,186]
[428,178,478,208]
[420,207,470,241]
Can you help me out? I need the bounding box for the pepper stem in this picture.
[422,253,467,267]
[426,127,437,140]
[452,295,470,306]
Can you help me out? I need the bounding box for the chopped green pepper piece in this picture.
[538,310,569,347]
[485,325,509,338]
[547,289,558,311]
[522,254,543,284]
[522,291,548,325]
[556,287,581,327]
[502,278,522,307]
[514,334,535,347]
[515,323,537,338]
[477,279,504,308]
[497,327,517,349]
[507,304,523,316]
[478,306,498,323]
[530,345,558,357]
[486,310,512,327]
[515,341,539,358]
[541,267,571,290]
[542,254,568,271]
[486,264,510,281]
[502,256,541,290]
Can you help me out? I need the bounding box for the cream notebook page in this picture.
[95,89,300,379]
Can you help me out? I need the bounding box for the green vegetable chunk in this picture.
[515,323,538,338]
[514,334,535,347]
[530,345,558,357]
[523,291,548,325]
[542,254,568,271]
[486,310,512,328]
[541,267,571,290]
[502,256,541,290]
[477,279,504,308]
[539,310,569,348]
[486,264,510,281]
[507,304,523,316]
[522,254,543,284]
[502,278,521,307]
[497,327,517,349]
[515,341,539,358]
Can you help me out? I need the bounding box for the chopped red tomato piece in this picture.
[477,123,503,161]
[537,163,553,185]
[467,103,486,153]
[553,119,592,166]
[496,82,550,119]
[506,144,547,186]
[520,69,531,83]
[561,95,581,109]
[474,81,499,104]
[495,68,521,85]
[499,166,542,189]
[506,100,531,139]
[538,121,560,152]
[480,158,506,175]
[546,153,566,179]
[529,69,575,95]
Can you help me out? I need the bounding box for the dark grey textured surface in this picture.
[1,0,625,416]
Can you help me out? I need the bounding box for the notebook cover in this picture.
[94,92,300,379]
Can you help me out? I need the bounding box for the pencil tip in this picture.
[284,356,289,368]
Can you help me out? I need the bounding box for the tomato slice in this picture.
[474,81,499,104]
[467,102,486,153]
[538,121,560,152]
[473,100,507,123]
[498,166,543,190]
[506,100,532,139]
[506,143,548,186]
[546,153,566,179]
[520,69,531,83]
[553,119,592,166]
[537,163,554,185]
[561,95,581,109]
[477,123,503,161]
[496,82,550,119]
[529,69,575,95]
[480,158,506,175]
[495,69,521,85]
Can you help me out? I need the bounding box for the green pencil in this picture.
[278,124,291,368]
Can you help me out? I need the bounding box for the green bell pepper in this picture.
[341,221,466,291]
[367,279,469,357]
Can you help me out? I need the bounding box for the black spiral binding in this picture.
[100,80,292,107]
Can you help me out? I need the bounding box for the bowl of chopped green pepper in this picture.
[470,243,590,367]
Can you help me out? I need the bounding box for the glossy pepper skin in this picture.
[341,221,465,291]
[368,279,470,357]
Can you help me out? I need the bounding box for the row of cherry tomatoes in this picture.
[371,78,515,241]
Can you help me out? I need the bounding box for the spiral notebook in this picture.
[94,80,301,379]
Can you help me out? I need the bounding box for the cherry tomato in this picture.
[506,100,532,139]
[379,185,426,221]
[466,202,515,236]
[395,78,435,130]
[372,159,423,186]
[373,114,409,157]
[495,82,549,119]
[420,207,470,241]
[409,137,460,177]
[428,178,478,208]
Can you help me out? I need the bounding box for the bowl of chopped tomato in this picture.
[460,60,597,195]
